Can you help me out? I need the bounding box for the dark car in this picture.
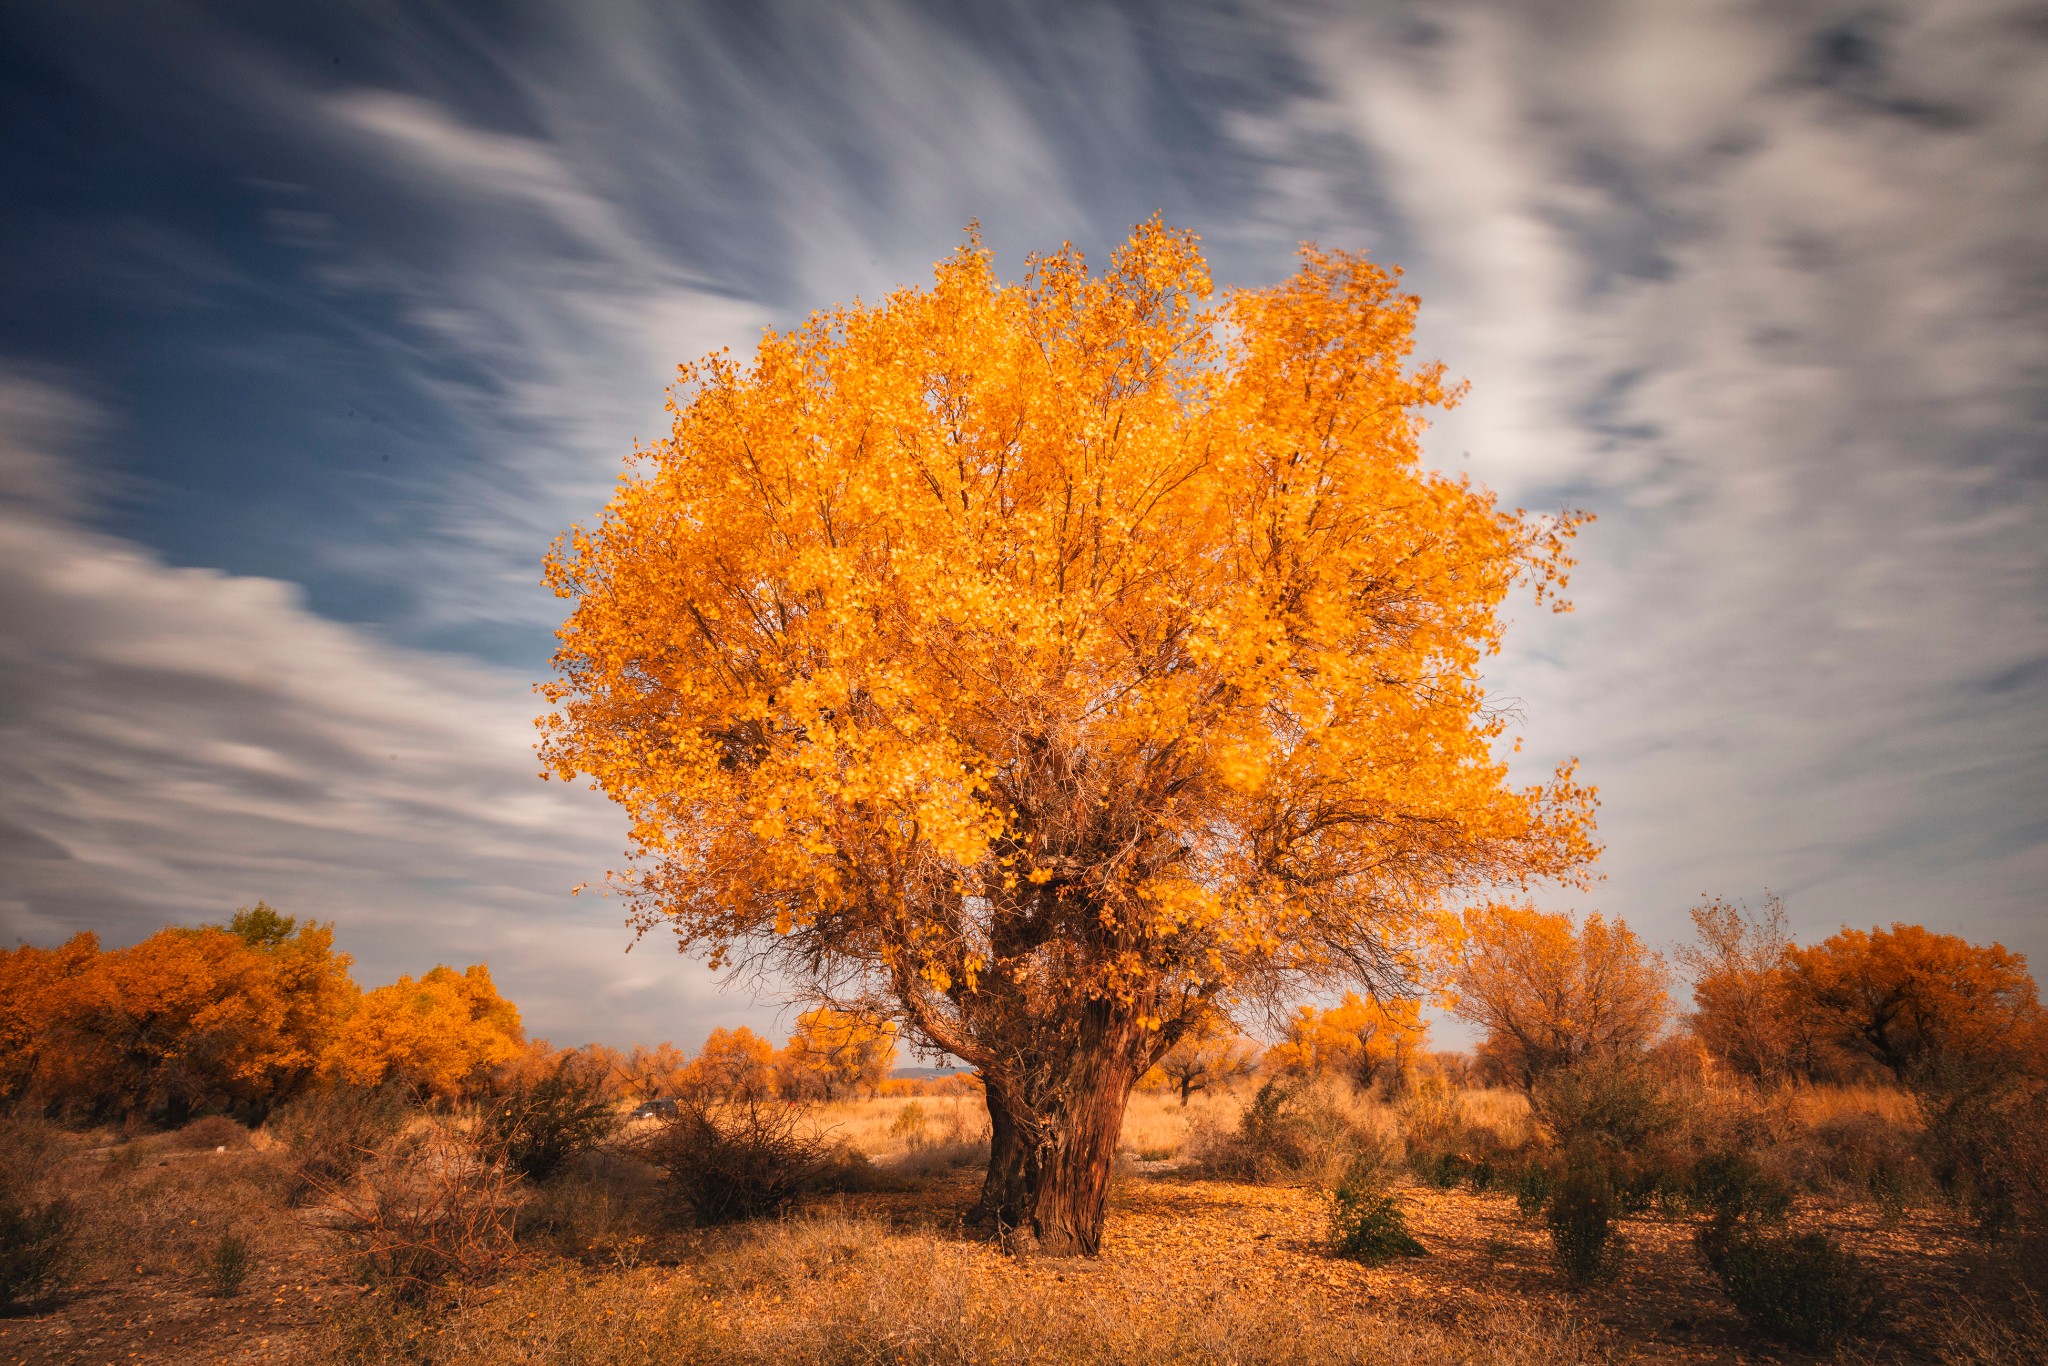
[629,1097,679,1121]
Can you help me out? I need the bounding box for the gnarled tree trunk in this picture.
[971,1006,1154,1256]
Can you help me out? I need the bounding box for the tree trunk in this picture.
[971,1015,1147,1257]
[971,1080,1029,1230]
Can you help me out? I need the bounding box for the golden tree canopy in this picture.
[541,222,1596,1072]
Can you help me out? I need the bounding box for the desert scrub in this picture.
[1194,1078,1389,1186]
[268,1083,412,1205]
[1326,1155,1425,1264]
[1544,1158,1625,1287]
[203,1231,253,1297]
[1711,1229,1881,1352]
[477,1054,620,1181]
[0,1113,77,1312]
[323,1125,518,1301]
[637,1097,829,1226]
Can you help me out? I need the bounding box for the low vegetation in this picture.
[3,891,2044,1362]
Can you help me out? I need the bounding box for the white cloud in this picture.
[0,374,776,1047]
[1294,0,2048,963]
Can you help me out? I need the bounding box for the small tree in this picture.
[1144,1014,1259,1105]
[1677,893,1813,1083]
[778,1007,897,1101]
[1270,991,1426,1093]
[680,1027,776,1102]
[1449,905,1668,1088]
[540,223,1597,1254]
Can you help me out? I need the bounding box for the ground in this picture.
[0,1137,2007,1365]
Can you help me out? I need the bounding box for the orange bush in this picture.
[324,964,524,1101]
[1269,992,1425,1093]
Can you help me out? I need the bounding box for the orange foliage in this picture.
[777,1007,897,1101]
[678,1026,776,1102]
[1268,990,1426,1092]
[1447,904,1668,1087]
[1789,922,2043,1082]
[0,905,356,1122]
[323,963,524,1101]
[538,220,1597,1252]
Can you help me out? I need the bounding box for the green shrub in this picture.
[1713,1229,1881,1351]
[205,1233,254,1297]
[1545,1159,1624,1287]
[1689,1150,1793,1273]
[0,1198,76,1313]
[1326,1156,1425,1264]
[1510,1161,1557,1217]
[478,1056,621,1181]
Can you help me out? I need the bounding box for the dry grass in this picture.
[310,1212,1617,1366]
[1,1077,2029,1364]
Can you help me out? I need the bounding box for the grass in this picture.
[0,1078,2029,1363]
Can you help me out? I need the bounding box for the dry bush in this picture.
[319,1124,518,1301]
[514,1153,661,1266]
[309,1213,1616,1365]
[268,1083,413,1205]
[172,1114,251,1151]
[636,1097,830,1226]
[1191,1077,1394,1186]
[0,1113,76,1313]
[476,1054,620,1181]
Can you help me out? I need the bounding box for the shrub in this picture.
[0,1199,76,1314]
[888,1101,930,1148]
[637,1098,828,1226]
[1920,1075,2048,1266]
[1545,1158,1624,1287]
[0,1113,76,1313]
[1713,1229,1881,1351]
[477,1055,621,1181]
[269,1083,412,1205]
[1194,1078,1387,1186]
[1532,1059,1690,1213]
[174,1114,251,1150]
[1511,1161,1557,1218]
[1689,1149,1793,1274]
[323,1126,518,1301]
[204,1232,253,1297]
[1326,1154,1425,1264]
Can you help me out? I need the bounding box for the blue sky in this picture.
[1,0,2042,1049]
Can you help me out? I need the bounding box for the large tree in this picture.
[539,222,1597,1254]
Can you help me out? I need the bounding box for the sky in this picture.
[1,0,2042,1050]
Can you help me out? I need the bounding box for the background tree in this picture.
[1788,923,2041,1082]
[778,1007,897,1101]
[324,963,524,1101]
[539,222,1597,1254]
[680,1026,777,1102]
[1140,1013,1259,1105]
[1268,990,1427,1094]
[1,912,355,1123]
[1677,893,1813,1082]
[1448,905,1668,1088]
[618,1042,692,1102]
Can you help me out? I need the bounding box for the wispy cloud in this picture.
[0,373,769,1046]
[1293,0,2048,954]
